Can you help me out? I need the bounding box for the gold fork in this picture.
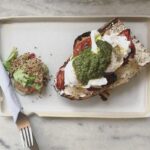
[16,112,34,148]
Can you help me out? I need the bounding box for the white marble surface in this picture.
[0,0,150,150]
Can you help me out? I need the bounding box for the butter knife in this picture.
[0,60,22,122]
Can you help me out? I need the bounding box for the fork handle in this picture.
[30,135,40,150]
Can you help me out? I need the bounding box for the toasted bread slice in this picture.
[55,18,150,100]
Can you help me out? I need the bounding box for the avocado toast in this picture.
[4,48,49,94]
[55,18,150,100]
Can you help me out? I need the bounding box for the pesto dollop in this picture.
[72,40,112,85]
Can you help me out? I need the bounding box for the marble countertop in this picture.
[0,0,150,150]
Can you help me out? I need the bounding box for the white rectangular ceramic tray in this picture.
[0,16,150,118]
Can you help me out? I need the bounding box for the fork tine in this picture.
[25,127,31,147]
[22,128,28,147]
[19,130,25,148]
[28,126,33,146]
[20,129,26,147]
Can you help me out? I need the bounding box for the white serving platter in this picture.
[0,16,150,118]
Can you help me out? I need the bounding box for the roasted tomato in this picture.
[56,69,65,90]
[120,29,135,58]
[120,29,131,41]
[73,37,91,57]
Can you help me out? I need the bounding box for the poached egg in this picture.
[64,30,130,88]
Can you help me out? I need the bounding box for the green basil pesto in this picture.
[72,40,112,85]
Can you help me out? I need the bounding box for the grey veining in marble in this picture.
[0,0,150,16]
[0,0,150,150]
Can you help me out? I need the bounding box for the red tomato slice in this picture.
[73,37,91,57]
[120,29,131,40]
[56,69,65,90]
[120,29,135,58]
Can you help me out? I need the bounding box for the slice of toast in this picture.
[55,18,150,100]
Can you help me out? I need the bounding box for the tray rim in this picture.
[0,15,150,118]
[0,15,150,23]
[0,110,150,118]
[0,15,150,19]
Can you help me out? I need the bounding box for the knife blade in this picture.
[0,87,3,111]
[0,60,22,122]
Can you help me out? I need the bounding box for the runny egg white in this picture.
[83,77,108,88]
[91,30,101,53]
[64,59,78,87]
[64,30,131,89]
[102,34,131,72]
[102,34,131,58]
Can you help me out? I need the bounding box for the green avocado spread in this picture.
[13,69,35,87]
[72,40,112,85]
[13,69,42,91]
